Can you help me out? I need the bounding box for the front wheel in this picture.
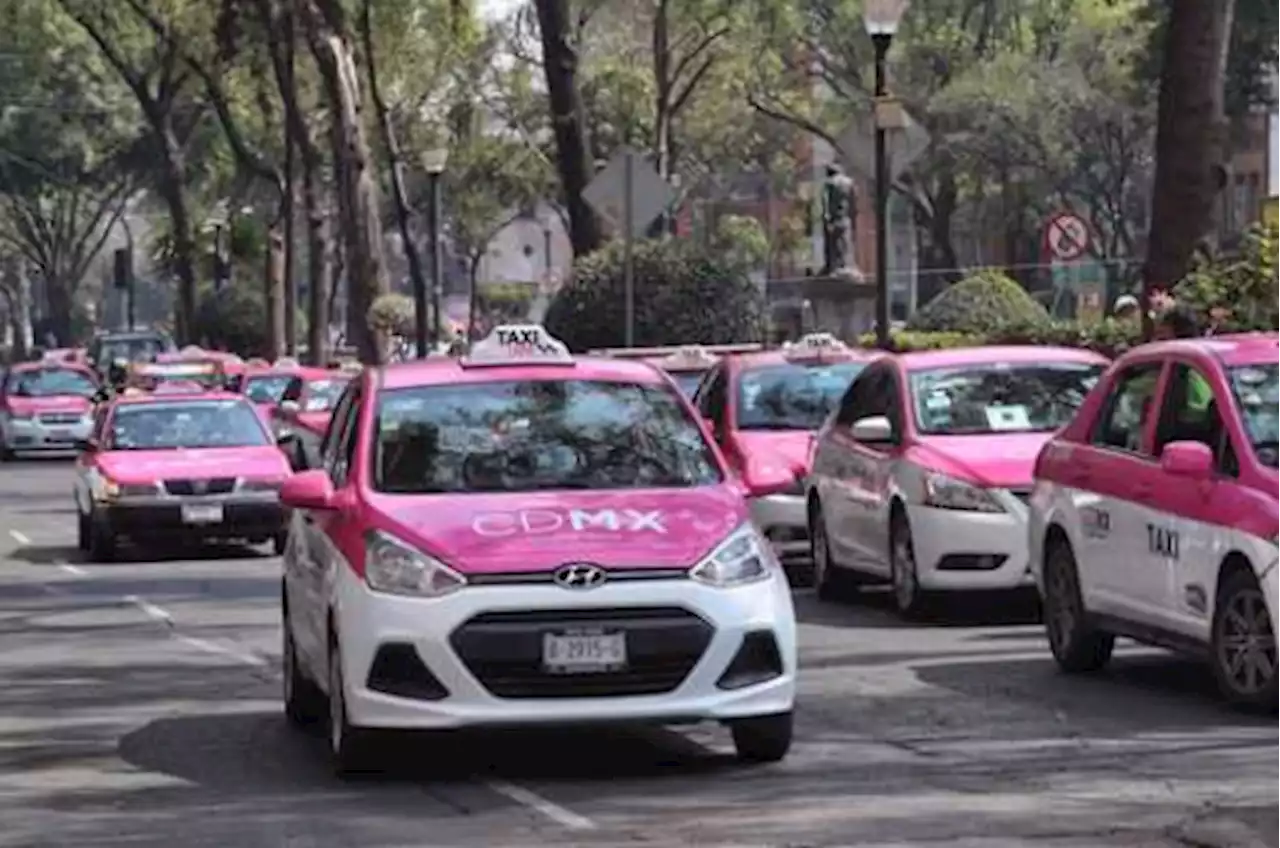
[730,712,793,763]
[76,510,90,552]
[283,612,325,728]
[328,633,377,777]
[272,532,288,557]
[1211,569,1277,711]
[86,512,117,563]
[889,513,928,619]
[810,505,851,602]
[1042,539,1113,673]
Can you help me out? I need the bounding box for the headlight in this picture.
[240,477,284,492]
[364,530,466,598]
[923,471,1004,513]
[689,522,774,588]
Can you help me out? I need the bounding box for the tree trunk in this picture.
[44,275,74,347]
[652,0,672,181]
[155,134,197,345]
[1143,0,1236,294]
[302,0,389,365]
[533,0,603,256]
[265,223,287,359]
[303,167,331,366]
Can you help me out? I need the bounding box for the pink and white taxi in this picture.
[0,360,99,459]
[72,391,292,560]
[1029,333,1278,708]
[807,346,1108,616]
[278,325,796,774]
[693,333,877,570]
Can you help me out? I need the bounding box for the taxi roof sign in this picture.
[659,345,720,370]
[783,332,850,360]
[274,356,300,369]
[462,324,574,368]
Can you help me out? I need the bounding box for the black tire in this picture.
[1042,538,1114,673]
[889,512,929,619]
[272,532,288,557]
[1210,568,1278,711]
[283,609,326,728]
[810,503,851,602]
[86,512,117,563]
[76,510,90,552]
[730,712,793,763]
[328,632,377,777]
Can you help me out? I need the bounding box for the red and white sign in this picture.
[1045,213,1090,261]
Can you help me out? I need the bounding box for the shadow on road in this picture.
[795,586,1042,629]
[9,541,274,567]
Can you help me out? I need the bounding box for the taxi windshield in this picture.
[244,374,294,403]
[8,368,97,398]
[669,371,705,398]
[373,379,722,494]
[96,336,167,363]
[737,362,865,431]
[303,378,348,412]
[1228,363,1279,468]
[911,362,1103,436]
[108,400,270,450]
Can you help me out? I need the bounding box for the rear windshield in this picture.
[910,362,1104,435]
[736,362,865,431]
[1228,363,1279,468]
[7,368,97,398]
[108,400,270,450]
[94,335,170,364]
[373,379,722,494]
[244,374,294,404]
[303,378,348,412]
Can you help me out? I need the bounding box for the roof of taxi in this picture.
[895,344,1108,370]
[736,345,882,368]
[245,365,331,379]
[110,390,250,408]
[10,359,94,374]
[377,353,669,391]
[1197,332,1278,366]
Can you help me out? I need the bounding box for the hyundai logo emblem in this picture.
[552,563,607,589]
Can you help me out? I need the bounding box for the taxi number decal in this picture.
[472,508,667,537]
[1147,523,1179,560]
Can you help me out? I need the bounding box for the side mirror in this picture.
[1160,440,1214,480]
[850,415,894,444]
[279,469,335,510]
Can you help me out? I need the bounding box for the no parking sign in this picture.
[1044,213,1091,261]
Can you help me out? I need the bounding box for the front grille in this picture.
[38,412,81,425]
[163,477,237,496]
[451,607,713,699]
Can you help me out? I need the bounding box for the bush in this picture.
[859,318,1142,359]
[1174,220,1278,332]
[907,268,1050,334]
[367,293,415,337]
[544,240,766,352]
[192,284,269,356]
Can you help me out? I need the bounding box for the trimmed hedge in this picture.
[544,239,766,352]
[858,318,1143,358]
[907,268,1050,334]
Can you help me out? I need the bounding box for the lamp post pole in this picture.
[872,33,892,350]
[429,171,444,348]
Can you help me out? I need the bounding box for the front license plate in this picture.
[181,504,224,525]
[46,430,72,441]
[542,631,627,673]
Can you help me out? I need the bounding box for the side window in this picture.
[698,367,728,429]
[1154,364,1238,475]
[1091,363,1162,455]
[835,367,882,426]
[327,386,362,486]
[319,384,356,466]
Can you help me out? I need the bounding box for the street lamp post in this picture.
[864,0,909,350]
[421,148,449,354]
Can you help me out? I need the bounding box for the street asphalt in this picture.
[0,456,1275,848]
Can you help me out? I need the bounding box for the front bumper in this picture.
[749,494,809,563]
[3,416,92,451]
[332,564,797,731]
[906,502,1034,591]
[97,493,285,542]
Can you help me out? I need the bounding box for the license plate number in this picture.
[181,504,224,524]
[47,430,72,440]
[542,631,627,673]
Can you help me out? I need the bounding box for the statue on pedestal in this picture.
[820,164,861,279]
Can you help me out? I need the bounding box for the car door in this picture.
[696,365,735,471]
[814,366,877,566]
[1148,360,1244,641]
[290,383,358,668]
[829,363,900,575]
[1077,360,1169,623]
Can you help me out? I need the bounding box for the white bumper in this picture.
[749,494,809,562]
[333,565,797,731]
[2,414,92,451]
[906,501,1034,591]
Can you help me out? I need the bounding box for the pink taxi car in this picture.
[692,333,877,572]
[807,345,1108,617]
[1029,333,1278,708]
[72,391,292,561]
[0,361,99,459]
[278,325,797,774]
[592,344,764,397]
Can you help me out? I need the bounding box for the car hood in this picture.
[370,485,746,574]
[909,432,1052,489]
[5,395,92,415]
[99,445,290,485]
[732,431,815,476]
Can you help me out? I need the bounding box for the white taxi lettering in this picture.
[472,509,667,536]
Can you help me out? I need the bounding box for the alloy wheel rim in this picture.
[892,534,915,609]
[1218,587,1277,695]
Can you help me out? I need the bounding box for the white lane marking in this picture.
[487,779,596,831]
[8,530,29,545]
[175,635,267,668]
[124,595,173,626]
[58,563,87,577]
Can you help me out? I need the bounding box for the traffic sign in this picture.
[1045,213,1090,261]
[582,147,675,238]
